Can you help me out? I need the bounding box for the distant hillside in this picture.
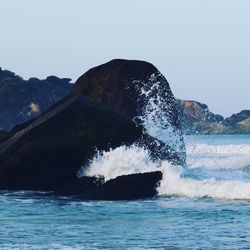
[179,100,250,134]
[0,67,73,130]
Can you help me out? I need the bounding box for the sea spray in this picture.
[79,74,187,181]
[131,73,185,157]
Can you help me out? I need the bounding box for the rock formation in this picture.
[75,59,179,128]
[0,130,9,144]
[225,110,250,126]
[56,171,162,200]
[0,59,185,199]
[180,100,250,134]
[75,59,186,161]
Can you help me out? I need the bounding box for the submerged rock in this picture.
[55,176,104,196]
[89,171,162,200]
[55,171,162,200]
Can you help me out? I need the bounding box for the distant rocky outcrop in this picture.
[0,59,185,200]
[224,110,250,126]
[180,100,250,134]
[223,110,250,134]
[0,67,73,131]
[180,100,224,124]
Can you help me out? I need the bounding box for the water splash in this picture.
[84,142,250,200]
[84,145,158,181]
[131,73,185,155]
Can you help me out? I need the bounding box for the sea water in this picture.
[1,134,250,249]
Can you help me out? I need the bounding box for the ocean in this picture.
[0,134,250,249]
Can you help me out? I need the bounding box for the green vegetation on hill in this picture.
[0,67,73,130]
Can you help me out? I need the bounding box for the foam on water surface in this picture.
[84,135,250,200]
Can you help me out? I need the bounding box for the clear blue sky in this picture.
[1,0,250,117]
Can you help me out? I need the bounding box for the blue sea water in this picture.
[1,135,250,249]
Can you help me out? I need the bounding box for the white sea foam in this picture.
[84,145,158,181]
[84,143,250,200]
[158,164,250,200]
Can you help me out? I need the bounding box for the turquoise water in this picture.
[1,135,250,249]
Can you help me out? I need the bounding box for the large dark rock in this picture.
[75,59,185,163]
[0,59,185,200]
[0,95,175,191]
[75,59,174,121]
[0,130,9,144]
[0,96,146,190]
[55,176,104,196]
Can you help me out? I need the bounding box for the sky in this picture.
[1,0,250,117]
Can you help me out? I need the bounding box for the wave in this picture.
[158,164,250,200]
[84,144,250,200]
[84,145,158,181]
[186,143,250,170]
[187,143,250,155]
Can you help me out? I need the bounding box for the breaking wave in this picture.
[84,145,157,181]
[85,140,250,200]
[158,164,250,200]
